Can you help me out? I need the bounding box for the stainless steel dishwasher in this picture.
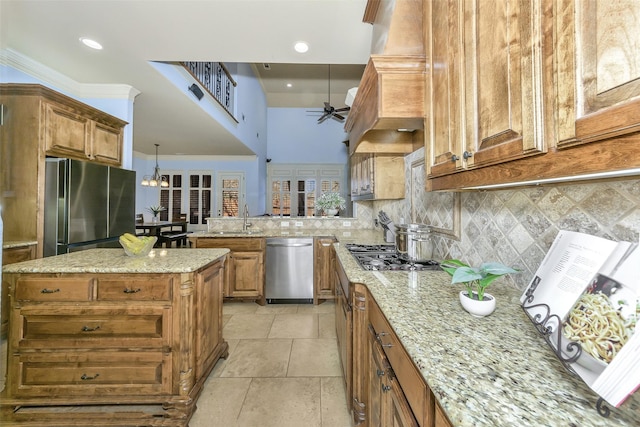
[265,237,314,303]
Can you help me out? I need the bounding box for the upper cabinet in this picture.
[426,0,552,182]
[43,96,124,165]
[556,0,640,149]
[0,84,127,255]
[426,0,640,191]
[346,0,426,154]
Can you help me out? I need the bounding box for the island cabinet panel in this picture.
[10,351,171,398]
[1,254,228,426]
[556,0,640,149]
[14,276,93,301]
[96,275,173,301]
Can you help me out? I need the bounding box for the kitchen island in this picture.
[332,243,640,427]
[0,248,229,426]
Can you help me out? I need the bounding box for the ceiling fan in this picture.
[314,65,351,124]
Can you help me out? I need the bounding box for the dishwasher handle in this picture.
[267,242,313,248]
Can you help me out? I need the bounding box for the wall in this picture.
[367,148,640,290]
[267,108,349,164]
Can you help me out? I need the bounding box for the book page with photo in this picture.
[520,230,639,407]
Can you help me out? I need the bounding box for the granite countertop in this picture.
[189,228,386,243]
[333,244,640,427]
[2,248,229,274]
[3,240,38,249]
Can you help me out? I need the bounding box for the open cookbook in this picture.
[520,230,640,409]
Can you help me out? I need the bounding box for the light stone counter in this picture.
[333,244,640,427]
[189,228,387,243]
[2,248,229,274]
[2,240,38,249]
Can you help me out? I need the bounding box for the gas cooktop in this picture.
[345,244,441,272]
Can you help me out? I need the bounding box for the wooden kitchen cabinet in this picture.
[44,99,123,165]
[1,243,37,338]
[427,0,640,190]
[313,237,336,304]
[555,0,640,149]
[0,84,127,258]
[1,256,228,425]
[351,153,405,201]
[426,0,551,180]
[189,237,266,305]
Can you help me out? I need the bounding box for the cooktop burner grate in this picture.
[345,244,441,271]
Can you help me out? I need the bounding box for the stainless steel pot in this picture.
[395,223,433,263]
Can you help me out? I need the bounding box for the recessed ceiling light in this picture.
[80,37,103,50]
[286,83,293,88]
[294,41,309,53]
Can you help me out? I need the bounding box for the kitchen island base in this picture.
[0,248,230,426]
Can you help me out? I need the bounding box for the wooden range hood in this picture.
[344,0,425,155]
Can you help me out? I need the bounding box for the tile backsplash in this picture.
[367,147,640,290]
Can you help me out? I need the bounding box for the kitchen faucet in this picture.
[242,204,252,231]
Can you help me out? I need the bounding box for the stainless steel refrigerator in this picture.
[44,158,136,256]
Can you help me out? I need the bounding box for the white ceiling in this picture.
[0,0,373,155]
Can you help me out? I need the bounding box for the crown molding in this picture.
[0,48,140,101]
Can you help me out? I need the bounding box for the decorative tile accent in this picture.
[364,147,640,291]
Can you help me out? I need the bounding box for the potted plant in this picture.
[441,259,520,317]
[146,205,165,223]
[316,192,346,217]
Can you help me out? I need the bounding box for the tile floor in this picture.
[189,300,353,427]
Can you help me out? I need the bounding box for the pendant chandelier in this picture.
[141,144,169,187]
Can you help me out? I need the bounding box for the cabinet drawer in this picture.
[15,277,92,302]
[14,306,170,350]
[369,296,428,426]
[10,351,171,398]
[96,276,173,301]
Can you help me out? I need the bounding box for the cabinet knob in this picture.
[451,154,459,162]
[377,369,385,377]
[463,151,473,159]
[381,384,391,393]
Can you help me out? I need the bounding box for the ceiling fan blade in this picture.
[332,113,345,121]
[317,113,331,123]
[334,107,350,113]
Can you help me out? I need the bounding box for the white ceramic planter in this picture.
[459,291,496,317]
[325,208,339,217]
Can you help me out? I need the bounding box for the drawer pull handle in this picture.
[40,288,60,294]
[376,369,385,377]
[381,384,391,393]
[123,288,142,294]
[81,373,100,380]
[381,343,393,348]
[81,325,101,332]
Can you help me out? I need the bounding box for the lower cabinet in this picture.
[1,244,37,338]
[314,237,336,304]
[190,237,266,305]
[341,280,451,427]
[0,258,228,426]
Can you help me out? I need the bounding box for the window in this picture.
[215,172,245,217]
[267,164,346,217]
[159,172,182,221]
[188,171,212,225]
